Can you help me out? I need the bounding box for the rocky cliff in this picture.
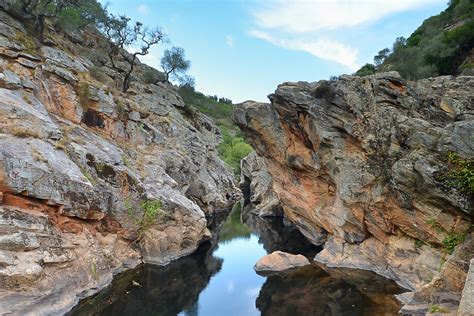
[0,10,238,315]
[234,72,473,313]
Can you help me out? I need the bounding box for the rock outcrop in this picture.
[239,152,282,217]
[458,259,474,316]
[0,10,238,314]
[254,251,310,274]
[234,72,473,311]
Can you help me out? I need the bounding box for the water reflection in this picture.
[69,242,222,316]
[256,265,402,316]
[70,205,403,316]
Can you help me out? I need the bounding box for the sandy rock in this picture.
[254,251,310,273]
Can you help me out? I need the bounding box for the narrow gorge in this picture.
[0,1,473,315]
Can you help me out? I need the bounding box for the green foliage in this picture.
[218,127,253,177]
[355,0,474,79]
[354,63,376,77]
[139,199,164,234]
[442,232,467,254]
[219,203,252,243]
[414,239,424,248]
[444,152,474,193]
[426,218,446,233]
[428,304,449,313]
[90,262,99,280]
[125,196,164,237]
[161,46,191,84]
[177,86,252,177]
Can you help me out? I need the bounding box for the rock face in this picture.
[234,72,473,310]
[254,251,310,273]
[0,10,238,314]
[240,152,282,217]
[458,259,474,316]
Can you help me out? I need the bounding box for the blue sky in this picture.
[104,0,447,103]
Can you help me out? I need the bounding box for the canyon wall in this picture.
[234,72,473,312]
[0,10,238,314]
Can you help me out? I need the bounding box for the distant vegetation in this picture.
[218,203,251,242]
[178,85,253,177]
[355,0,474,79]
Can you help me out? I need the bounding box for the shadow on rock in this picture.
[242,204,321,258]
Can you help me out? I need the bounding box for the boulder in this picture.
[254,251,310,273]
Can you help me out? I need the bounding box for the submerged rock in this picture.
[254,251,310,274]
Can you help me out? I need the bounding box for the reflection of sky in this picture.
[179,234,266,316]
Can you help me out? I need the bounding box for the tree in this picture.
[354,63,376,76]
[101,14,165,92]
[373,48,390,67]
[4,0,72,42]
[160,46,190,84]
[55,0,106,32]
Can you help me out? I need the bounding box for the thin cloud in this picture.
[225,35,234,47]
[250,30,359,70]
[137,4,150,15]
[253,0,444,33]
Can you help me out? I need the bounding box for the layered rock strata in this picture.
[234,72,473,311]
[0,10,238,314]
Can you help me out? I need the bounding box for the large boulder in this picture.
[254,251,310,274]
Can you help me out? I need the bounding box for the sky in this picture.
[104,0,448,103]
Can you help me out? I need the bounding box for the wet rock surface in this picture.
[234,72,473,312]
[0,10,238,314]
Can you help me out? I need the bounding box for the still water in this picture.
[70,206,403,316]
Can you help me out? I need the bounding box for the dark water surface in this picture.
[70,206,403,316]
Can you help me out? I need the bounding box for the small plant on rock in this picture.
[125,196,164,238]
[442,232,467,255]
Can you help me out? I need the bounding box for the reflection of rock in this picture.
[69,242,222,316]
[240,152,282,217]
[242,206,321,257]
[256,264,402,316]
[254,251,309,274]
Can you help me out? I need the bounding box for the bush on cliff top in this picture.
[355,0,474,79]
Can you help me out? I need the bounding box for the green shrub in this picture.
[429,304,449,313]
[126,197,164,237]
[444,152,474,193]
[443,232,467,254]
[218,127,253,177]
